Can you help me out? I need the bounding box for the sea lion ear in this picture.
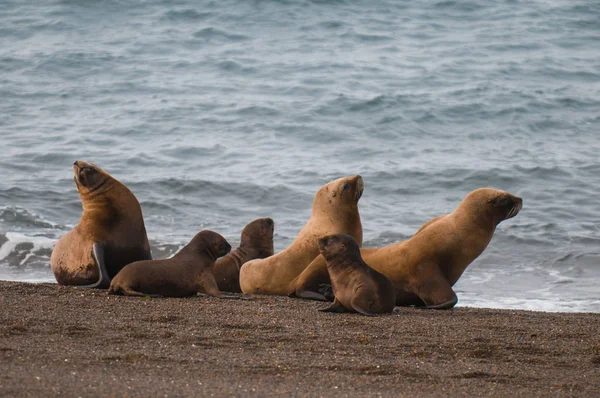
[492,195,512,208]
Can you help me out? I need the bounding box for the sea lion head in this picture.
[73,160,113,196]
[314,175,364,211]
[461,188,523,225]
[318,233,361,262]
[188,230,231,260]
[240,218,275,255]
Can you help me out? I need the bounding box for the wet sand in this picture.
[0,281,599,397]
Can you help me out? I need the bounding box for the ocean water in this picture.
[1,0,599,312]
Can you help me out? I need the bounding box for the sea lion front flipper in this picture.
[197,271,222,297]
[287,255,331,301]
[317,283,334,301]
[120,287,161,298]
[411,267,458,310]
[318,298,345,313]
[79,243,111,289]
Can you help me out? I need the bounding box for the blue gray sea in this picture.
[1,0,599,312]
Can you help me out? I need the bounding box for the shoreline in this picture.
[1,281,599,396]
[2,278,597,314]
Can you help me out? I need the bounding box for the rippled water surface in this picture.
[1,0,599,312]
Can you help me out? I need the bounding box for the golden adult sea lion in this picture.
[289,188,523,309]
[214,218,275,293]
[50,160,152,288]
[239,175,364,296]
[108,230,231,297]
[318,234,395,316]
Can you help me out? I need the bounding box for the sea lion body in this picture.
[214,218,275,293]
[108,230,231,297]
[290,188,523,309]
[318,234,395,316]
[239,175,364,296]
[50,161,152,288]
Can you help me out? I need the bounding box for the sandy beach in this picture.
[0,281,598,397]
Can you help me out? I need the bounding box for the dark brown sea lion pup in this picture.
[213,218,275,293]
[108,230,231,297]
[239,175,364,296]
[50,160,152,288]
[318,234,395,316]
[289,188,523,309]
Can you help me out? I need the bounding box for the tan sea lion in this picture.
[318,234,395,316]
[214,218,275,293]
[239,175,364,296]
[108,230,231,297]
[289,188,523,309]
[50,160,152,288]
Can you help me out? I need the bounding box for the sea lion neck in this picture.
[325,251,361,270]
[453,200,498,232]
[78,176,114,199]
[312,200,358,218]
[238,238,273,258]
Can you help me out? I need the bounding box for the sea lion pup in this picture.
[289,188,523,309]
[213,218,275,293]
[108,230,231,297]
[50,160,152,289]
[239,175,364,296]
[318,234,395,316]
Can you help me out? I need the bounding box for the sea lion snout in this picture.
[505,195,523,220]
[72,160,107,192]
[218,239,232,257]
[354,175,364,200]
[318,236,332,251]
[262,217,274,231]
[318,234,354,258]
[339,175,364,201]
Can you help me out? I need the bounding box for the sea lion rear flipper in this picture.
[350,301,376,317]
[318,298,345,313]
[411,268,458,310]
[79,243,111,289]
[351,292,376,317]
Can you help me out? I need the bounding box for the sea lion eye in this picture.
[493,196,512,208]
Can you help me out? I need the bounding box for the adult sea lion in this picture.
[239,175,364,296]
[50,160,152,288]
[289,188,523,309]
[108,230,231,297]
[318,234,395,316]
[214,218,275,293]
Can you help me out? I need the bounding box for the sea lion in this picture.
[50,160,152,288]
[239,175,364,296]
[108,230,231,297]
[318,234,395,316]
[214,218,275,293]
[289,188,523,309]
